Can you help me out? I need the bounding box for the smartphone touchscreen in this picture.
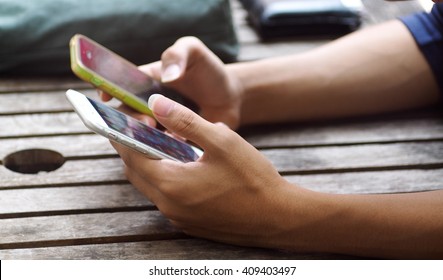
[77,36,159,98]
[88,97,201,163]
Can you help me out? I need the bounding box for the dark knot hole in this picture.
[3,149,65,174]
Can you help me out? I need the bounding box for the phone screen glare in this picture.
[79,38,159,97]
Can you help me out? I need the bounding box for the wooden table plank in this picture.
[0,158,126,189]
[3,111,443,144]
[263,141,443,173]
[0,88,122,115]
[0,134,113,160]
[0,211,179,249]
[1,168,442,220]
[0,112,86,138]
[11,142,443,189]
[0,77,87,93]
[0,153,443,195]
[0,184,152,218]
[2,110,442,147]
[2,141,443,187]
[0,239,354,260]
[242,113,443,148]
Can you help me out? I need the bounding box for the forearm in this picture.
[229,20,440,126]
[277,187,443,259]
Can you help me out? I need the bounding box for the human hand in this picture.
[111,94,300,248]
[101,37,244,129]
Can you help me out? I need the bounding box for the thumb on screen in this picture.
[148,94,217,149]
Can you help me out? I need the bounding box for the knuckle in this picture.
[162,37,203,61]
[176,36,203,47]
[155,179,171,195]
[173,109,198,136]
[156,165,190,200]
[155,168,179,195]
[161,46,180,62]
[176,37,207,58]
[157,180,181,200]
[212,125,237,149]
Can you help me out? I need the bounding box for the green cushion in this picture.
[0,0,238,74]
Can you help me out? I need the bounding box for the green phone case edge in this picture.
[69,35,154,117]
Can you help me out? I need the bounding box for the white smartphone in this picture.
[66,89,203,162]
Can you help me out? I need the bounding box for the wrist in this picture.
[264,183,344,252]
[226,60,268,127]
[226,56,312,126]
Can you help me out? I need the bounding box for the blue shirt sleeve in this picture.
[400,4,443,93]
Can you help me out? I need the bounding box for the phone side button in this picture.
[108,133,118,140]
[90,76,103,86]
[134,145,148,154]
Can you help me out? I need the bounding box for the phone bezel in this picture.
[66,89,203,162]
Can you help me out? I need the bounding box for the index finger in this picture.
[111,140,179,182]
[98,90,113,102]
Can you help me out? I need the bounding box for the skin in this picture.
[101,12,443,258]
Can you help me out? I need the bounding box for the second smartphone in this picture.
[70,34,158,116]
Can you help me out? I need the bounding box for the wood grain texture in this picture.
[0,211,179,249]
[0,89,122,115]
[0,77,88,93]
[0,134,114,160]
[0,239,355,260]
[2,140,443,188]
[0,158,126,189]
[0,184,152,217]
[263,141,443,173]
[0,168,442,220]
[0,112,87,138]
[241,113,443,148]
[1,111,442,152]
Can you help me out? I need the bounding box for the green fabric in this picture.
[0,0,238,74]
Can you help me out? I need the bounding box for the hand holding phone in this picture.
[66,89,203,162]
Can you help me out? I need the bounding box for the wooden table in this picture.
[1,0,441,259]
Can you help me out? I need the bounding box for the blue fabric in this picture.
[401,4,443,93]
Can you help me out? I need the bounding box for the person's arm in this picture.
[112,94,443,259]
[231,20,440,126]
[273,188,443,259]
[113,19,439,129]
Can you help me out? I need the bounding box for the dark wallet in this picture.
[239,0,363,39]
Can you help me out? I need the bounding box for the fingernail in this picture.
[148,94,174,117]
[161,64,181,83]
